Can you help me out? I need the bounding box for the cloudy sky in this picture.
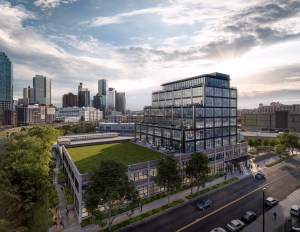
[1,0,300,110]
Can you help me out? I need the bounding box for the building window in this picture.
[206,139,214,149]
[172,130,181,140]
[130,170,148,182]
[185,141,194,153]
[196,140,204,151]
[185,130,194,141]
[196,118,205,128]
[195,129,205,139]
[137,185,148,198]
[206,118,214,128]
[149,182,165,195]
[206,108,214,117]
[205,97,214,106]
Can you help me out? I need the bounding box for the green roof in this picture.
[67,141,163,174]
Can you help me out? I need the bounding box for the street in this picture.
[118,157,300,232]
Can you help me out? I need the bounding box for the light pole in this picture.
[262,187,268,232]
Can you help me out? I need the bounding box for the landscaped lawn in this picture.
[67,142,163,173]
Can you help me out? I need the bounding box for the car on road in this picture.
[226,219,245,232]
[210,227,226,232]
[255,172,265,179]
[242,211,257,223]
[196,199,213,210]
[290,205,300,216]
[265,197,279,207]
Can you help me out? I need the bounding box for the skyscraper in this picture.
[116,92,126,114]
[62,92,78,107]
[107,87,116,110]
[0,52,13,110]
[98,79,108,96]
[33,75,51,105]
[78,83,90,107]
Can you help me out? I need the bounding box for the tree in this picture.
[274,144,288,160]
[186,152,209,193]
[155,155,181,206]
[248,138,261,148]
[84,160,140,230]
[276,132,299,154]
[0,126,60,230]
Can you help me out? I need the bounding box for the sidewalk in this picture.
[49,153,80,232]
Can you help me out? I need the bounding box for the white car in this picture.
[210,227,226,232]
[226,219,245,232]
[290,205,300,216]
[265,197,278,207]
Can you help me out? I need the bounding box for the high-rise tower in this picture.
[0,52,13,110]
[33,75,51,105]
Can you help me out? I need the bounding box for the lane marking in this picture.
[176,167,300,232]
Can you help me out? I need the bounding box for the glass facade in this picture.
[33,75,51,105]
[0,52,13,110]
[136,72,237,153]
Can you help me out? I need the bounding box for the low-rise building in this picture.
[16,104,55,126]
[55,107,103,122]
[57,133,247,223]
[98,122,135,135]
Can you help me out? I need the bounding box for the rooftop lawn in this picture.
[67,142,163,174]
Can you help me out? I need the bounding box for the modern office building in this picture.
[63,92,78,107]
[98,79,108,96]
[32,75,51,105]
[107,87,116,110]
[78,83,90,107]
[93,94,106,111]
[116,92,126,114]
[0,52,13,110]
[136,72,238,152]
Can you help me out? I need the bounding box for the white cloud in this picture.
[34,0,77,10]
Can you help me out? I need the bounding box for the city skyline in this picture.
[1,0,300,110]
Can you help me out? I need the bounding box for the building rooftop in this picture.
[239,131,279,138]
[161,72,230,86]
[66,141,163,174]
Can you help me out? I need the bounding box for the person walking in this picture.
[274,211,277,220]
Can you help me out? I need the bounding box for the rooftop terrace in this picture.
[67,141,163,174]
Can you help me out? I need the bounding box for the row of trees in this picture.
[84,152,209,230]
[0,126,59,232]
[60,122,96,135]
[248,132,300,159]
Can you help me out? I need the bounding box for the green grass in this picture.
[67,142,163,173]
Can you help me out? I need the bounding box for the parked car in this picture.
[210,227,226,232]
[197,199,213,210]
[255,172,265,179]
[242,211,257,223]
[290,205,300,216]
[265,197,278,207]
[226,219,245,232]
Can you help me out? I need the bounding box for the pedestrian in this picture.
[61,185,64,191]
[274,211,277,220]
[66,209,69,217]
[140,203,143,211]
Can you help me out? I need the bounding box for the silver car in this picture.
[226,219,245,232]
[265,197,278,207]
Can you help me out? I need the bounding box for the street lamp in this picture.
[262,187,268,232]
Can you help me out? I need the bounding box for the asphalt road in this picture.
[118,157,300,232]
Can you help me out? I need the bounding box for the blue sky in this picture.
[1,0,300,110]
